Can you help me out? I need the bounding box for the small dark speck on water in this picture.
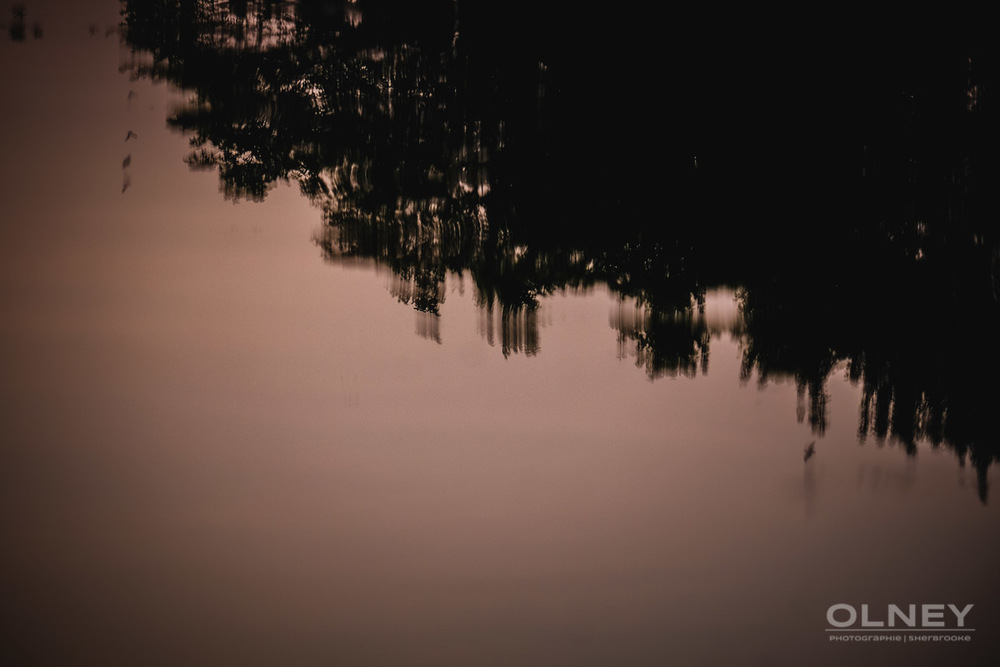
[804,441,816,462]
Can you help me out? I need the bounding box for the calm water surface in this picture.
[2,2,998,666]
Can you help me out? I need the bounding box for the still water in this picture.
[2,2,998,665]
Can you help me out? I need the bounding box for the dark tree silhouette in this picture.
[119,0,1000,499]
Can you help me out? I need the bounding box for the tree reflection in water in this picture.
[119,0,998,498]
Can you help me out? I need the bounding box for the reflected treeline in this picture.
[119,0,730,354]
[736,268,1000,503]
[118,1,999,496]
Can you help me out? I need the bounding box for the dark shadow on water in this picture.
[111,0,1000,498]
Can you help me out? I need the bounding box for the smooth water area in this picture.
[2,3,998,666]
